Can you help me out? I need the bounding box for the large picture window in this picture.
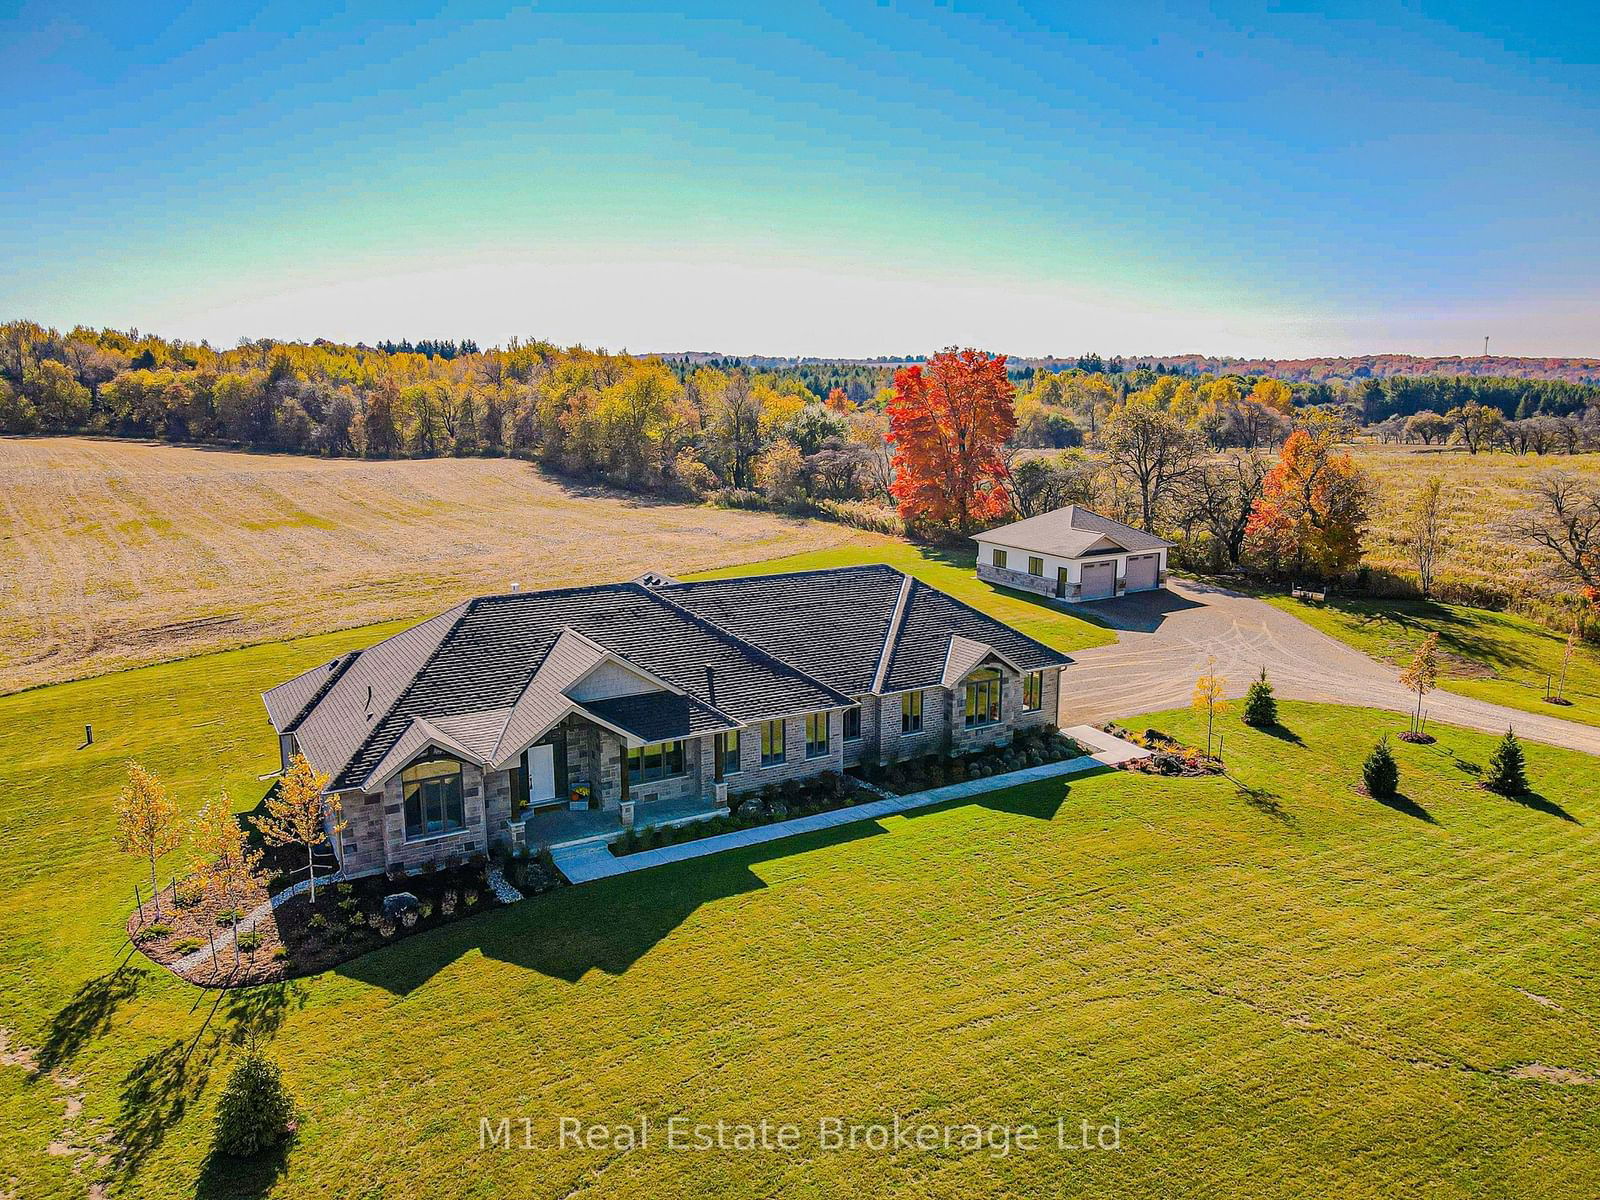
[806,712,830,758]
[964,668,1002,728]
[401,753,465,841]
[1023,670,1044,713]
[901,690,923,734]
[628,740,686,786]
[761,719,786,767]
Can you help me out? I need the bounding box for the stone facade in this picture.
[331,667,1061,877]
[978,561,1064,599]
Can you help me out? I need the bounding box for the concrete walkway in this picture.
[549,725,1146,884]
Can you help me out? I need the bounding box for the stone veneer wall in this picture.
[380,762,488,873]
[725,709,845,795]
[842,697,875,767]
[977,561,1060,599]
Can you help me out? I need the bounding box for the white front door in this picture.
[527,743,556,803]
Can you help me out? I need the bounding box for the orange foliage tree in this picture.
[887,349,1016,534]
[1245,429,1371,578]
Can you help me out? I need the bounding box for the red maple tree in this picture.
[887,349,1017,533]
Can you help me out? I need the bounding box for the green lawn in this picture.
[2,619,1597,1197]
[1260,592,1600,727]
[688,541,1116,654]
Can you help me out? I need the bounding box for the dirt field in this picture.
[0,437,871,693]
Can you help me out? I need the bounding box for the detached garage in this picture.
[973,505,1173,604]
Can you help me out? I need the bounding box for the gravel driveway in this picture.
[1057,579,1600,757]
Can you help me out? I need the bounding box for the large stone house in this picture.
[261,565,1070,876]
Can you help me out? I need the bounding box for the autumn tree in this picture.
[1245,429,1371,579]
[886,348,1016,534]
[1403,411,1453,445]
[1192,658,1228,758]
[1100,404,1206,531]
[114,762,182,917]
[1181,451,1269,569]
[193,788,265,963]
[253,754,341,906]
[1406,477,1449,599]
[1399,632,1440,735]
[1447,401,1504,454]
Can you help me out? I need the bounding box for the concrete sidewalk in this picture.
[550,724,1144,884]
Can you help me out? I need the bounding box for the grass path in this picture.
[0,603,1595,1197]
[1260,592,1600,728]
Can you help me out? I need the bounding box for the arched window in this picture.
[964,667,1002,728]
[401,751,464,841]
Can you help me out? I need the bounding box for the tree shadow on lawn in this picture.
[1505,790,1581,825]
[37,958,148,1072]
[1375,791,1438,825]
[1230,780,1296,825]
[337,821,891,995]
[109,980,305,1180]
[1258,724,1305,747]
[194,1138,291,1200]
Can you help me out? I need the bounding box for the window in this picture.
[761,719,786,767]
[843,704,862,741]
[717,729,741,778]
[1023,670,1044,712]
[401,753,465,841]
[964,668,1002,728]
[806,712,830,758]
[627,739,686,785]
[901,690,924,734]
[993,547,1008,570]
[1028,555,1044,577]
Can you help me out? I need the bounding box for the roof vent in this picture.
[364,684,374,719]
[510,582,521,594]
[704,663,717,706]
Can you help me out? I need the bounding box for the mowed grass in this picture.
[1,622,1597,1197]
[685,542,1115,654]
[1262,592,1600,727]
[0,436,871,693]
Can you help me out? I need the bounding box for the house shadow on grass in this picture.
[337,821,891,994]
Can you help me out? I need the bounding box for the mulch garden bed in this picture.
[1104,724,1224,777]
[859,726,1084,797]
[130,856,504,988]
[609,771,872,858]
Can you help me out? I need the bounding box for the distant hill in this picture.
[653,350,1600,384]
[1114,354,1600,385]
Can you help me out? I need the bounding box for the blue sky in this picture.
[2,1,1597,356]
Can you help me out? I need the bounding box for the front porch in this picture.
[508,794,728,852]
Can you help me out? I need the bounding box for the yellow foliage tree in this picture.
[113,761,182,917]
[1192,658,1229,758]
[254,753,342,906]
[1399,632,1440,735]
[192,787,265,962]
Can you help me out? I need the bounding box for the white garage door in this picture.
[1124,553,1160,592]
[1079,560,1117,600]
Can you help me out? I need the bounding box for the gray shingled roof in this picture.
[270,565,1071,793]
[974,504,1172,557]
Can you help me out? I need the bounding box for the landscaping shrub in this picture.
[212,1052,296,1158]
[1242,669,1278,727]
[174,877,205,908]
[1485,729,1529,796]
[215,907,242,926]
[1362,737,1400,799]
[235,931,263,953]
[173,937,203,955]
[271,945,289,962]
[136,922,172,941]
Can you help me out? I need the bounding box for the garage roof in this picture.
[974,505,1172,558]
